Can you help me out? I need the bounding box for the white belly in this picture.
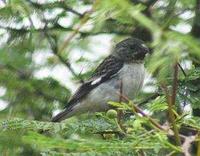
[73,63,145,113]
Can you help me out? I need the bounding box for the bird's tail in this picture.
[51,108,73,122]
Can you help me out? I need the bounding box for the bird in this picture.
[51,37,149,122]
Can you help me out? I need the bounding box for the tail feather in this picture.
[51,109,72,122]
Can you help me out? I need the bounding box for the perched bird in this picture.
[52,38,149,122]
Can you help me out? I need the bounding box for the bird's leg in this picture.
[117,80,126,133]
[117,110,125,131]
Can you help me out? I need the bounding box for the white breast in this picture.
[118,63,145,98]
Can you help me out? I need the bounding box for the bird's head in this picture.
[112,38,149,63]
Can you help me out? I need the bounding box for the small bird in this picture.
[52,38,149,122]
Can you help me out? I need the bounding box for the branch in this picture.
[178,63,187,77]
[44,32,84,84]
[117,80,125,132]
[171,63,181,145]
[0,63,31,79]
[58,0,99,54]
[118,93,165,131]
[161,63,182,146]
[138,92,161,106]
[65,6,84,17]
[171,63,179,106]
[80,30,131,37]
[58,11,92,53]
[163,0,178,29]
[0,24,74,33]
[0,24,132,38]
[53,51,84,84]
[34,89,67,104]
[28,0,84,17]
[0,64,66,104]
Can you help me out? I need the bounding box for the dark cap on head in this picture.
[112,38,149,62]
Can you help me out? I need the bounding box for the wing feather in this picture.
[66,55,123,107]
[51,55,123,122]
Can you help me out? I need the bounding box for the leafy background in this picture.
[0,0,200,155]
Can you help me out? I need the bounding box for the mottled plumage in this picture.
[51,38,149,122]
[67,55,123,107]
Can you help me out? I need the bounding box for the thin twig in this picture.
[163,0,178,29]
[58,0,99,53]
[58,12,91,53]
[161,63,182,146]
[65,6,84,17]
[138,92,161,106]
[171,63,181,145]
[44,27,84,83]
[119,80,123,103]
[28,1,84,17]
[0,24,74,33]
[42,13,84,84]
[161,84,181,146]
[94,131,120,135]
[117,80,125,132]
[0,24,132,37]
[177,63,188,110]
[178,63,187,77]
[177,63,188,108]
[0,63,66,104]
[118,93,166,131]
[171,63,179,106]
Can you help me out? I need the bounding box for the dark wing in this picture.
[66,55,124,107]
[51,55,123,122]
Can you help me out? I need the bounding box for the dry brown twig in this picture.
[118,93,199,155]
[117,80,126,132]
[117,93,166,131]
[160,62,181,146]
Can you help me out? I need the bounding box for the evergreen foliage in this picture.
[0,0,200,155]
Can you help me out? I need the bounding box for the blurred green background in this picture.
[0,0,200,155]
